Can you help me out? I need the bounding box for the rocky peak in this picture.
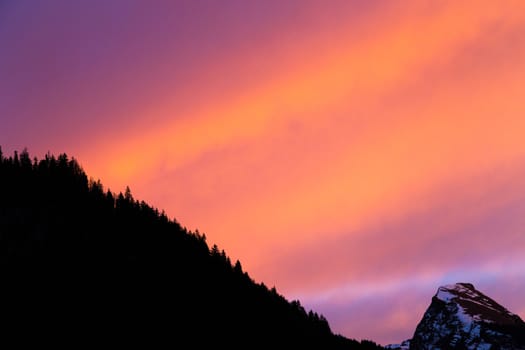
[409,282,525,350]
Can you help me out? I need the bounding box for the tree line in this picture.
[0,147,383,349]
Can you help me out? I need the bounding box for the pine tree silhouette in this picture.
[0,147,384,349]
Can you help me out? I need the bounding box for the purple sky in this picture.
[2,1,525,345]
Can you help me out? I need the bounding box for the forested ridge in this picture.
[0,147,383,348]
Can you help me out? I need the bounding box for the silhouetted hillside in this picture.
[0,147,383,349]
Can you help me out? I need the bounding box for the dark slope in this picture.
[0,148,382,349]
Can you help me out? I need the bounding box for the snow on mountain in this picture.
[385,339,410,350]
[409,282,525,350]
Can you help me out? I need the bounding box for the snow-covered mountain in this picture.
[385,339,410,350]
[404,282,525,350]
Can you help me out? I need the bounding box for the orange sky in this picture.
[2,0,525,345]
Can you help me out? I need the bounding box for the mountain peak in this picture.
[408,282,525,350]
[436,283,475,302]
[434,282,517,324]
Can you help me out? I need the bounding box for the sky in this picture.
[2,0,525,345]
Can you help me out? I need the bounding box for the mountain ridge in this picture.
[389,282,525,350]
[0,147,382,348]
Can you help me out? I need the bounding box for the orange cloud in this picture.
[76,3,525,296]
[82,0,525,188]
[6,0,525,345]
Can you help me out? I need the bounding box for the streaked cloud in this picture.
[2,0,525,345]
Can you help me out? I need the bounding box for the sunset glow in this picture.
[2,0,525,345]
